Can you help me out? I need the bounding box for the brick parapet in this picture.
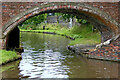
[2,2,119,26]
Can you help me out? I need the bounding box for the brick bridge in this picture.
[0,2,120,61]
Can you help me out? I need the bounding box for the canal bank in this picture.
[68,34,120,62]
[20,29,100,46]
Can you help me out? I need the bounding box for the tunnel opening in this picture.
[6,27,20,50]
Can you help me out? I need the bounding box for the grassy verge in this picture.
[69,33,100,45]
[0,50,21,65]
[19,23,101,45]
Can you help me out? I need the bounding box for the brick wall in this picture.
[2,2,43,25]
[2,2,119,26]
[88,36,120,61]
[87,2,119,23]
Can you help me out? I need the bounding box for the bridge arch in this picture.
[1,2,119,49]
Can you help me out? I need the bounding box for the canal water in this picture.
[1,32,120,79]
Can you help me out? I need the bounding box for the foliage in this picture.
[19,23,68,30]
[19,13,89,30]
[55,13,75,22]
[0,50,20,65]
[76,19,87,24]
[20,13,47,26]
[56,13,88,24]
[70,24,92,34]
[19,24,37,30]
[82,20,87,24]
[55,13,89,24]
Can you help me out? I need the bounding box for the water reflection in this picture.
[1,32,120,79]
[19,50,69,78]
[19,32,71,78]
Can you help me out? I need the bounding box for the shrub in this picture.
[70,24,93,34]
[70,25,82,34]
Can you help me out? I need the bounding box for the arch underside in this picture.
[2,2,119,43]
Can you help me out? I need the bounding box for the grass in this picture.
[69,34,100,45]
[19,23,101,46]
[0,50,21,65]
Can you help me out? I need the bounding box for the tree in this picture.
[55,13,75,22]
[22,13,47,25]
